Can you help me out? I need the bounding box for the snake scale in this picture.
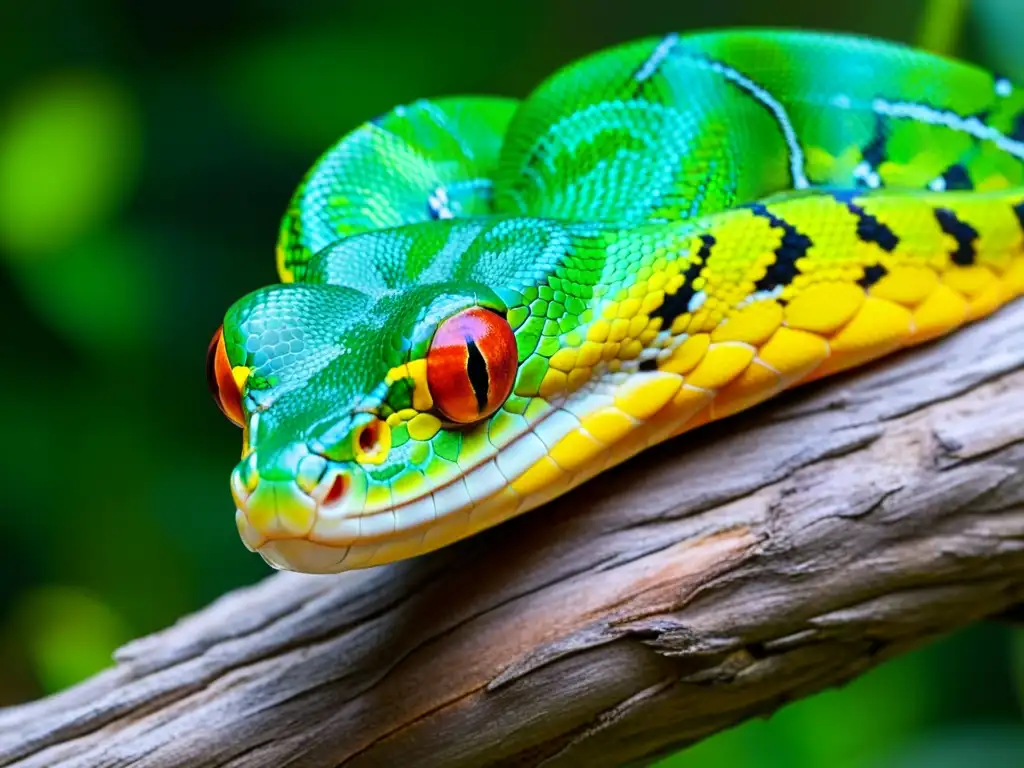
[208,30,1024,573]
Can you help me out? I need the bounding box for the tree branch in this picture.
[3,302,1024,768]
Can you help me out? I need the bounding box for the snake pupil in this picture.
[464,335,490,413]
[359,422,378,452]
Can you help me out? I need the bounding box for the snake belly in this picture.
[208,30,1024,573]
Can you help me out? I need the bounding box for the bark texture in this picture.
[3,302,1024,768]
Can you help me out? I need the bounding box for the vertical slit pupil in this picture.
[464,335,490,413]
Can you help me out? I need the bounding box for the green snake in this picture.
[208,29,1024,573]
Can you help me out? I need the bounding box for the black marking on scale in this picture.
[748,204,810,294]
[934,208,979,266]
[648,234,714,327]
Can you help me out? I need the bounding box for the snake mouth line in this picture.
[325,403,567,520]
[247,369,723,574]
[236,380,634,569]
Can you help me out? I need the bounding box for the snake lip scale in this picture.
[210,29,1024,573]
[234,398,568,544]
[235,374,636,575]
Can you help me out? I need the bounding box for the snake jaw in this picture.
[228,380,633,573]
[231,440,369,559]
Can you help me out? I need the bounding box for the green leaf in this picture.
[972,0,1024,79]
[1013,626,1024,715]
[12,226,159,356]
[0,73,141,259]
[213,16,530,153]
[11,586,132,694]
[865,724,1024,768]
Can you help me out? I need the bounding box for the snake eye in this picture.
[426,307,517,424]
[206,325,245,428]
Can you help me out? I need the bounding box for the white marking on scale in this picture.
[872,97,1024,160]
[687,290,707,312]
[830,94,852,110]
[854,160,881,188]
[703,59,810,189]
[739,284,785,307]
[853,160,873,179]
[655,332,688,360]
[996,78,1013,98]
[928,176,947,192]
[636,346,661,363]
[428,186,454,219]
[636,33,680,82]
[654,329,676,348]
[446,178,493,195]
[359,508,398,538]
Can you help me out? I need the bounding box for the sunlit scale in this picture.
[217,30,1024,573]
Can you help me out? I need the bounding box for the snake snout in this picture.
[232,441,353,541]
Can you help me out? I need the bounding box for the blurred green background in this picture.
[1,0,1022,764]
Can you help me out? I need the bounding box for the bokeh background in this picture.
[2,0,1023,764]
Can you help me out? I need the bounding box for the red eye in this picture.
[426,307,517,424]
[206,325,245,427]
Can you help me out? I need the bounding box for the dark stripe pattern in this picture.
[649,234,714,327]
[858,264,889,288]
[934,208,979,266]
[833,191,899,252]
[749,203,810,295]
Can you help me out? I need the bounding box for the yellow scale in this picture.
[511,188,1024,500]
[352,188,1024,562]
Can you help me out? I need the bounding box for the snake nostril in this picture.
[359,423,378,452]
[324,473,349,506]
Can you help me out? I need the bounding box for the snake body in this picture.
[209,30,1024,573]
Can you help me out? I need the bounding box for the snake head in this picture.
[208,269,529,573]
[209,218,640,573]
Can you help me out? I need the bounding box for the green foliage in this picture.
[214,12,534,152]
[915,0,969,54]
[1013,627,1024,712]
[12,227,158,356]
[4,586,132,694]
[0,74,140,260]
[973,0,1024,81]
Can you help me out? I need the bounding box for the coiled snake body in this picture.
[208,30,1024,573]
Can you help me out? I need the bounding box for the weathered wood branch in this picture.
[3,303,1024,768]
